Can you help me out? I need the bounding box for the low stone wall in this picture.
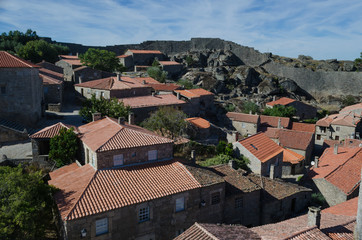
[48,103,62,112]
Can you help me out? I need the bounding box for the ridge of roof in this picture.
[0,51,39,68]
[195,222,219,240]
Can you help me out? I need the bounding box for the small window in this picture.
[336,127,340,131]
[148,150,157,161]
[87,89,91,94]
[113,154,124,166]
[101,92,104,98]
[95,218,108,235]
[242,123,245,128]
[139,207,150,222]
[0,86,5,94]
[316,134,321,140]
[335,136,339,140]
[235,197,243,209]
[132,152,136,157]
[211,192,221,205]
[175,197,185,212]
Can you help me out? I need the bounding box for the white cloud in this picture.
[0,0,361,59]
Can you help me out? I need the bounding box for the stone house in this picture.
[185,117,211,140]
[73,66,115,84]
[117,54,133,69]
[0,51,43,127]
[252,197,358,239]
[174,89,214,117]
[315,112,362,148]
[123,49,165,66]
[280,148,305,176]
[233,132,284,178]
[259,115,291,131]
[264,128,314,166]
[130,76,182,94]
[339,102,362,116]
[74,75,152,99]
[226,112,260,137]
[40,73,63,111]
[266,97,317,120]
[55,55,82,82]
[37,60,64,75]
[308,146,362,206]
[159,61,183,77]
[119,94,186,123]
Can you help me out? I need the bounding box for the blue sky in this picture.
[0,0,361,60]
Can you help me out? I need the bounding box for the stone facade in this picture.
[160,63,183,78]
[119,55,133,69]
[181,95,215,117]
[282,161,304,176]
[75,85,151,100]
[231,120,258,137]
[315,123,361,147]
[44,83,63,105]
[55,60,82,82]
[125,50,165,66]
[0,68,43,127]
[73,67,115,84]
[0,125,28,143]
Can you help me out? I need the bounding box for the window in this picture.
[101,92,104,98]
[235,197,243,209]
[0,86,5,94]
[95,218,108,235]
[211,192,221,205]
[87,89,91,94]
[242,123,245,128]
[336,126,340,131]
[316,134,321,140]
[175,197,185,212]
[335,136,339,140]
[320,127,326,133]
[139,207,150,222]
[113,154,124,166]
[132,152,136,157]
[148,150,157,161]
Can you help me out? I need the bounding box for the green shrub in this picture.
[225,104,236,112]
[177,79,196,89]
[242,101,260,114]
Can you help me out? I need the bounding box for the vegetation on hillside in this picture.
[263,105,296,118]
[242,101,260,114]
[79,48,126,72]
[49,128,78,167]
[147,60,168,83]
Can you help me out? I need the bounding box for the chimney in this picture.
[354,168,362,239]
[118,117,125,125]
[314,156,319,168]
[76,52,79,57]
[117,73,121,81]
[128,112,134,125]
[142,80,146,84]
[232,131,239,142]
[269,164,275,179]
[229,160,236,169]
[334,144,338,154]
[78,76,82,84]
[307,206,321,228]
[273,95,276,101]
[191,150,196,164]
[152,92,155,97]
[249,110,252,115]
[277,118,282,129]
[92,112,101,122]
[176,92,180,99]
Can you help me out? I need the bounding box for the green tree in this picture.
[147,66,167,83]
[242,101,260,114]
[342,95,356,107]
[0,165,54,240]
[0,29,39,53]
[354,52,362,67]
[177,78,195,89]
[79,48,124,72]
[49,127,78,167]
[263,105,296,118]
[80,95,131,122]
[216,141,233,157]
[152,59,160,67]
[142,106,188,140]
[199,154,250,170]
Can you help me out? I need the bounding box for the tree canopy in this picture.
[0,165,55,240]
[242,101,260,114]
[0,29,39,53]
[263,105,296,118]
[79,95,131,122]
[354,52,362,66]
[49,127,78,167]
[79,48,125,72]
[147,61,167,83]
[142,106,188,140]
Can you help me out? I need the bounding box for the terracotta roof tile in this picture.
[277,129,314,150]
[148,83,181,91]
[322,197,358,217]
[186,117,211,129]
[266,97,295,107]
[284,226,330,240]
[283,148,304,164]
[117,54,131,58]
[339,103,362,114]
[323,220,355,240]
[50,160,202,220]
[317,113,361,127]
[39,68,63,80]
[259,115,291,129]
[40,73,63,85]
[310,147,362,194]
[290,122,315,133]
[119,94,186,108]
[175,222,261,240]
[30,122,76,139]
[128,49,162,54]
[180,162,224,186]
[264,127,281,139]
[0,51,39,68]
[78,117,173,152]
[74,76,148,90]
[226,112,260,124]
[132,77,160,84]
[237,133,283,163]
[58,58,82,66]
[159,61,181,66]
[175,88,214,98]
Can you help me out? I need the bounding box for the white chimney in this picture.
[117,73,121,81]
[128,112,134,125]
[277,118,281,129]
[334,144,338,154]
[269,164,275,179]
[314,156,319,168]
[177,92,180,99]
[92,112,101,122]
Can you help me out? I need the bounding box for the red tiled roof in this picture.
[284,226,330,240]
[310,147,362,194]
[175,222,261,240]
[39,68,64,80]
[0,51,39,68]
[283,148,304,164]
[159,61,181,66]
[120,94,185,108]
[277,129,314,150]
[78,117,173,152]
[266,97,295,107]
[237,133,283,163]
[260,115,291,129]
[30,122,76,139]
[226,112,260,124]
[74,76,147,90]
[58,58,82,66]
[40,74,63,85]
[49,160,202,220]
[290,122,315,133]
[339,103,362,114]
[117,54,131,58]
[148,83,181,91]
[132,76,160,84]
[175,88,214,98]
[322,197,358,217]
[186,117,210,129]
[128,49,162,54]
[264,127,281,139]
[316,113,360,127]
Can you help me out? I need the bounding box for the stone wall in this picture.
[313,178,347,206]
[231,121,258,137]
[0,126,29,143]
[44,83,63,105]
[288,101,317,120]
[63,182,225,240]
[55,60,74,82]
[0,68,43,127]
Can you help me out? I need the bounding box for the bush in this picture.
[224,103,236,112]
[216,141,233,157]
[173,141,216,160]
[342,95,356,107]
[147,66,167,83]
[263,105,296,118]
[242,101,260,114]
[177,79,196,89]
[49,127,78,167]
[199,154,250,171]
[311,193,327,207]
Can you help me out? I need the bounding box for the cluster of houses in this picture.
[1,48,362,239]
